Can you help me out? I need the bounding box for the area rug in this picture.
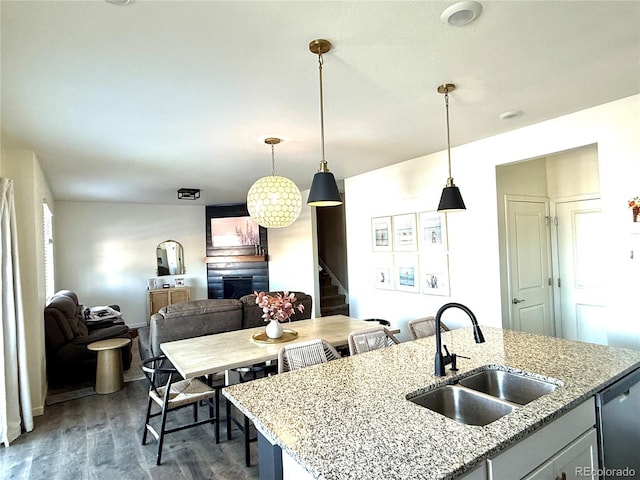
[124,337,145,383]
[47,336,144,405]
[46,384,96,405]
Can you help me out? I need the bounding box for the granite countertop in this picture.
[223,327,640,480]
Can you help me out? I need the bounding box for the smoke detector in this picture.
[441,1,483,26]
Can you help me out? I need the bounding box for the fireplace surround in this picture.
[206,204,269,299]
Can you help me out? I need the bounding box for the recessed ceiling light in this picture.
[105,0,133,5]
[499,110,523,120]
[441,1,483,27]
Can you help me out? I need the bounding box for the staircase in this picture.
[319,272,349,316]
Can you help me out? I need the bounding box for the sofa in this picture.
[44,290,133,385]
[138,291,313,362]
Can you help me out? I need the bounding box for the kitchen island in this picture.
[223,327,640,479]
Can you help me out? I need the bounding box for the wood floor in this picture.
[0,379,260,480]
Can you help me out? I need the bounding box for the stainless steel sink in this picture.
[408,385,515,426]
[458,369,557,405]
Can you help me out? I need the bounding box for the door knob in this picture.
[512,298,525,304]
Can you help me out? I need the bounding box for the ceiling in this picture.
[1,1,639,206]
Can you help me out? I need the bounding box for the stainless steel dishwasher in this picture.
[595,367,640,479]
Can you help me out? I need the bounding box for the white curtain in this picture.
[0,177,33,446]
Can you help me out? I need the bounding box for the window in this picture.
[43,202,54,299]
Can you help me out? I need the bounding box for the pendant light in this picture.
[437,83,466,212]
[247,137,302,228]
[307,39,343,207]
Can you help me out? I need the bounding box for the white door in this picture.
[555,199,606,344]
[506,198,555,336]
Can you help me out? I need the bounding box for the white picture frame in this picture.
[373,254,394,290]
[418,211,451,296]
[395,253,420,293]
[393,213,417,251]
[371,216,392,251]
[418,211,446,247]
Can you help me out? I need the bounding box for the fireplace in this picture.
[206,204,269,299]
[223,276,254,299]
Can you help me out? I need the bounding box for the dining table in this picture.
[160,314,393,379]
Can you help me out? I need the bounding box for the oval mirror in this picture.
[156,240,185,276]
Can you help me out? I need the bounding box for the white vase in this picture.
[265,319,283,339]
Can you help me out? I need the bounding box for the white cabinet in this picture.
[488,398,597,480]
[523,429,597,480]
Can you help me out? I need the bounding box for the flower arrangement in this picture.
[254,291,304,323]
[630,196,640,222]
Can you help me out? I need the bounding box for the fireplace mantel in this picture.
[204,255,267,264]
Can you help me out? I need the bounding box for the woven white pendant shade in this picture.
[247,137,302,228]
[247,175,302,228]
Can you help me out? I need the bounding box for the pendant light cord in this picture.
[271,143,276,176]
[444,89,452,181]
[318,52,327,171]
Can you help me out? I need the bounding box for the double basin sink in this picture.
[408,367,559,426]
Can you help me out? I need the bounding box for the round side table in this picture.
[87,338,131,394]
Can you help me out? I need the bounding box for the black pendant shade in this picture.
[437,182,466,212]
[307,39,343,208]
[436,83,466,213]
[307,171,342,206]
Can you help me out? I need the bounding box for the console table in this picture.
[148,286,190,316]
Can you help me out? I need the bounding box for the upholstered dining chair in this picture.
[408,316,450,340]
[141,355,223,465]
[278,338,341,373]
[348,326,400,355]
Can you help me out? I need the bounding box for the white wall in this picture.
[266,189,320,318]
[54,201,207,328]
[546,145,600,199]
[345,95,640,348]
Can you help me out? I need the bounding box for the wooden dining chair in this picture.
[408,316,450,340]
[278,338,341,373]
[363,318,392,326]
[141,355,223,465]
[348,326,400,355]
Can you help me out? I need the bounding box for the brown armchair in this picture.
[44,290,132,385]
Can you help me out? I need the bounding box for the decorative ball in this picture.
[247,175,302,228]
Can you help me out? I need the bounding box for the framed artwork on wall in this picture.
[393,213,417,251]
[395,253,419,293]
[418,211,451,296]
[373,254,394,290]
[420,254,450,296]
[418,211,445,247]
[210,216,260,248]
[371,216,392,251]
